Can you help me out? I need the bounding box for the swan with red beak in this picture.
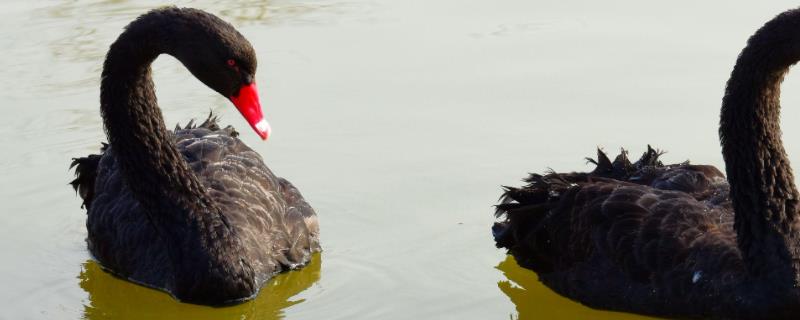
[72,7,320,305]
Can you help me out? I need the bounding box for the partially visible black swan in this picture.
[493,8,800,320]
[70,7,320,305]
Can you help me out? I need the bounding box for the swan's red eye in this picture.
[227,59,236,66]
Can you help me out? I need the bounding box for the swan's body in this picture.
[70,8,319,305]
[494,8,800,320]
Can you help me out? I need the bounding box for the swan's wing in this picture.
[174,115,320,279]
[72,114,320,292]
[494,148,742,298]
[76,144,174,288]
[276,177,321,257]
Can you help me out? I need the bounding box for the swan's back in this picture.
[494,147,751,317]
[72,115,320,298]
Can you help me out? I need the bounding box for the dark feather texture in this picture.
[74,114,320,304]
[495,148,746,318]
[70,8,319,305]
[494,7,800,320]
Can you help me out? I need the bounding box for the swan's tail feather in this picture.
[494,146,668,272]
[493,170,582,273]
[70,143,107,209]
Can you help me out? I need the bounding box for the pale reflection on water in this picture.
[80,254,321,320]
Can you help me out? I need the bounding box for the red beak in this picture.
[230,83,270,140]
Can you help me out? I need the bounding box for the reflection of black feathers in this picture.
[494,146,740,317]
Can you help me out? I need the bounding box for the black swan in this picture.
[69,7,320,305]
[493,8,800,320]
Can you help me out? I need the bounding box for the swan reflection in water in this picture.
[79,253,321,320]
[495,255,656,320]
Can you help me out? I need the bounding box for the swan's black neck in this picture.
[101,25,213,224]
[100,8,254,303]
[721,9,800,286]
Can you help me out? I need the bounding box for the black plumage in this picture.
[70,8,319,305]
[494,7,800,320]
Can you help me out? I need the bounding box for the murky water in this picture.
[3,0,800,319]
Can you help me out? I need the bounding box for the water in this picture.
[3,0,800,319]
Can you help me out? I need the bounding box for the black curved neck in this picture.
[101,19,214,229]
[99,9,254,302]
[721,9,800,284]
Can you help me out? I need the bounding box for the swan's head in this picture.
[167,8,270,140]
